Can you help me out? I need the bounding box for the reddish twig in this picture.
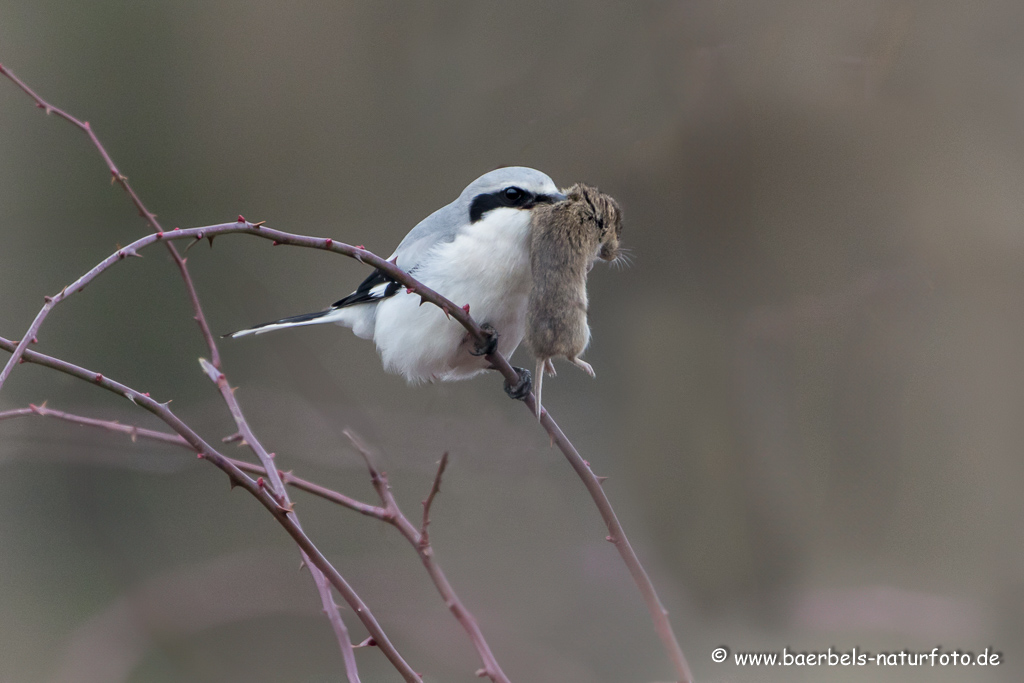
[344,431,510,683]
[198,359,361,682]
[0,63,359,677]
[419,452,449,548]
[0,336,421,683]
[2,398,506,680]
[0,63,220,391]
[0,403,190,447]
[0,404,388,519]
[534,408,693,682]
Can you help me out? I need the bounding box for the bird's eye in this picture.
[503,186,525,203]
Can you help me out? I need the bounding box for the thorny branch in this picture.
[1,215,694,682]
[0,64,693,682]
[0,335,422,683]
[0,63,221,386]
[343,432,510,683]
[198,358,361,683]
[0,64,370,682]
[2,399,511,681]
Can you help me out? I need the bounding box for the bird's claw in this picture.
[503,366,532,401]
[471,323,498,356]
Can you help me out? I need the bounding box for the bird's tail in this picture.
[225,308,352,339]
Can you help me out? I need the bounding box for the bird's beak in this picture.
[548,191,567,202]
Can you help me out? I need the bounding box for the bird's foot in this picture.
[470,323,498,356]
[503,366,533,400]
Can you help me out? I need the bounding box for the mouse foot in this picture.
[503,366,532,401]
[572,358,596,377]
[470,323,498,356]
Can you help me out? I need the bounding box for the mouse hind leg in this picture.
[570,357,595,377]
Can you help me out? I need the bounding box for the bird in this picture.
[228,167,565,392]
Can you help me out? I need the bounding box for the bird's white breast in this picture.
[371,208,534,382]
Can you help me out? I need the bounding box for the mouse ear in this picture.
[564,183,587,201]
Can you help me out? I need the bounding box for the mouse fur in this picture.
[526,183,623,417]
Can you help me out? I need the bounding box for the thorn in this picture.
[355,637,377,648]
[237,215,246,223]
[43,295,53,303]
[419,296,428,306]
[251,220,266,228]
[388,255,398,264]
[299,559,307,572]
[185,233,204,253]
[324,238,333,248]
[229,478,237,489]
[462,303,470,314]
[596,475,609,484]
[222,433,243,443]
[475,669,487,678]
[441,305,451,320]
[277,501,295,514]
[207,234,216,248]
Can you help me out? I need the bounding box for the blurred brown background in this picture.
[0,1,1021,681]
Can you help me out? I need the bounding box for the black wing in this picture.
[332,269,402,308]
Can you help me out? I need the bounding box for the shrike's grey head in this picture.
[461,167,566,224]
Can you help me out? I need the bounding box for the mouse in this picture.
[525,183,623,418]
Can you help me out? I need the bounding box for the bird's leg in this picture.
[571,357,596,377]
[544,358,557,376]
[470,323,499,356]
[503,366,533,401]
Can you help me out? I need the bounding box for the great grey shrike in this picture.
[228,167,565,387]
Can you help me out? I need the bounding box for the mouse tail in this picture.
[534,357,545,420]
